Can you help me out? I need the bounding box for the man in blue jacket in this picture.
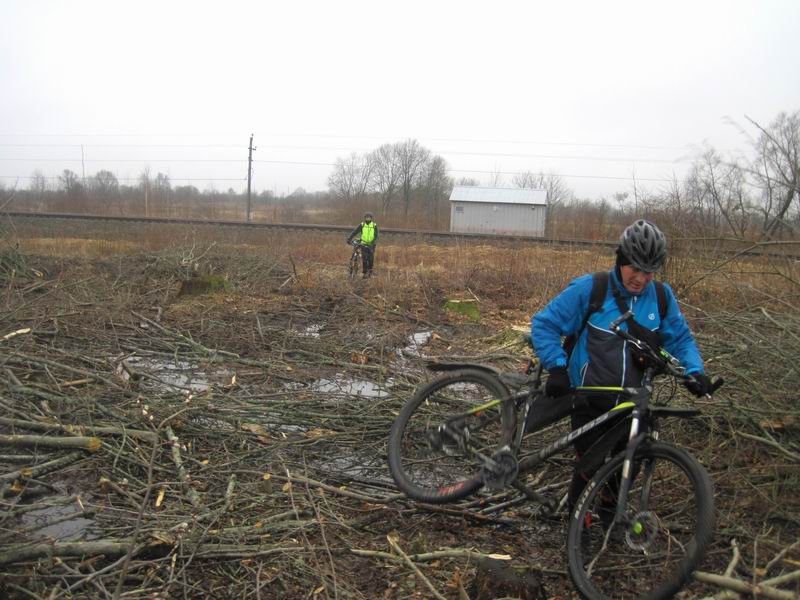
[531,219,712,510]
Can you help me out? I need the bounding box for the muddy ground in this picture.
[0,228,798,599]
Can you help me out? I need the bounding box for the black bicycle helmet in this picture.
[618,219,667,272]
[364,212,373,220]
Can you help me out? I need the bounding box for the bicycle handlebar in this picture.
[608,310,723,397]
[608,310,633,331]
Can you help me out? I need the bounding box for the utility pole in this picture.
[246,134,255,222]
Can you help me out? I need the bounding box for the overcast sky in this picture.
[1,0,798,200]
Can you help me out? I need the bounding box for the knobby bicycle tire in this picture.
[387,368,511,503]
[348,252,360,280]
[567,441,715,600]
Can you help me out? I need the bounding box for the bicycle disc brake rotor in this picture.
[624,511,659,551]
[481,449,519,490]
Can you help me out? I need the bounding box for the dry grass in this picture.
[1,217,799,599]
[8,217,798,320]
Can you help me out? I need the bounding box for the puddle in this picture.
[397,331,433,359]
[311,375,388,398]
[21,501,98,541]
[118,356,231,393]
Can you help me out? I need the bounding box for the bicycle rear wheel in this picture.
[567,442,714,600]
[387,368,510,503]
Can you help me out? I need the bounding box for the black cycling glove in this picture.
[545,366,571,398]
[684,373,712,397]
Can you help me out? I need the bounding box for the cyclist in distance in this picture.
[346,212,379,278]
[531,219,713,512]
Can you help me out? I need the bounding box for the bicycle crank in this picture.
[481,448,519,490]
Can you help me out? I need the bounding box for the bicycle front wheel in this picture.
[348,253,359,279]
[567,442,715,600]
[387,368,511,503]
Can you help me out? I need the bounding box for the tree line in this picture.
[2,110,797,241]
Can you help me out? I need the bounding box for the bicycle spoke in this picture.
[388,370,510,502]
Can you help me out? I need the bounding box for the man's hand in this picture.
[684,373,712,397]
[545,366,571,398]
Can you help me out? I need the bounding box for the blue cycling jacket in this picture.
[531,268,704,387]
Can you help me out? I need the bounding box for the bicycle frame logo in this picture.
[535,398,636,460]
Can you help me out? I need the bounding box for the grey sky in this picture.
[1,0,798,200]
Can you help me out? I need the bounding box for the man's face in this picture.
[620,265,654,294]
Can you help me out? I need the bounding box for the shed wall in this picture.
[450,202,547,237]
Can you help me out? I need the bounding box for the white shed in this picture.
[449,186,548,237]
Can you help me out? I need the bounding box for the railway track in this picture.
[3,210,798,258]
[1,210,615,248]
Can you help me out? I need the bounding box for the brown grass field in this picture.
[1,216,798,599]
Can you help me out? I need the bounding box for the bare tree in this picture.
[396,139,430,218]
[487,166,504,187]
[90,170,120,212]
[29,170,48,206]
[747,111,800,239]
[58,169,82,199]
[154,172,171,213]
[370,143,401,217]
[420,155,452,225]
[697,149,751,237]
[512,170,571,204]
[456,177,480,186]
[328,152,374,205]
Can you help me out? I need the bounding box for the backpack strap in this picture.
[653,280,668,320]
[583,271,609,335]
[563,272,609,358]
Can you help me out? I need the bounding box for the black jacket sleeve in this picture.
[347,223,363,243]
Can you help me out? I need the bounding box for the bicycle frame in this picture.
[436,363,693,519]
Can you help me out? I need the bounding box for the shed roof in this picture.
[449,186,547,205]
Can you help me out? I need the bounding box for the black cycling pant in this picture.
[568,395,628,512]
[361,244,375,273]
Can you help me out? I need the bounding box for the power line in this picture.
[0,144,690,164]
[0,131,700,151]
[0,174,246,182]
[1,157,685,183]
[0,158,246,163]
[0,143,243,148]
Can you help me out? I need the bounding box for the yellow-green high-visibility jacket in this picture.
[361,221,376,244]
[348,221,378,246]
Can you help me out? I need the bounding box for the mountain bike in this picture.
[387,311,723,600]
[347,240,366,280]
